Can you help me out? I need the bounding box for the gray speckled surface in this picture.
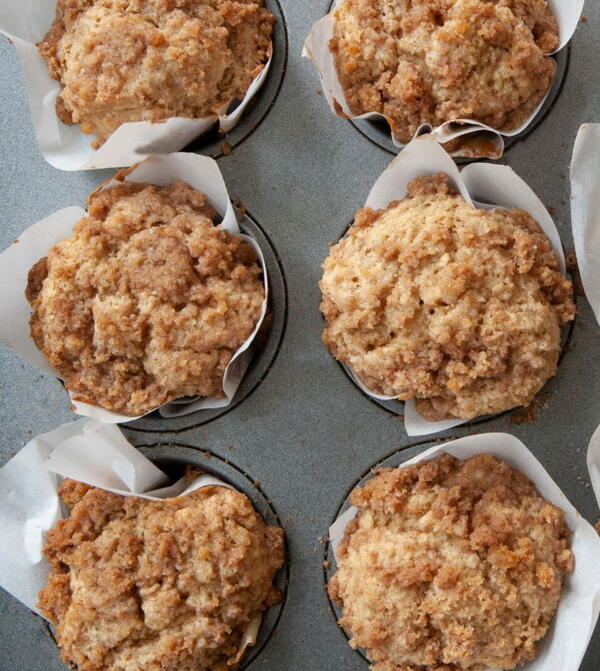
[1,1,600,669]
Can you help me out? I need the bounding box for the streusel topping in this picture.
[39,0,274,146]
[39,477,284,671]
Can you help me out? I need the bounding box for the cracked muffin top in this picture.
[330,0,559,144]
[328,453,574,671]
[38,0,275,147]
[320,173,574,421]
[38,476,285,671]
[26,179,264,416]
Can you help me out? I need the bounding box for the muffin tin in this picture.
[1,1,599,670]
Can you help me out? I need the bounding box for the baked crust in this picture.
[26,180,264,416]
[38,0,274,147]
[320,174,574,421]
[331,0,558,144]
[38,476,285,671]
[328,453,574,671]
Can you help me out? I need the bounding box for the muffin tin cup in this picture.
[0,0,275,170]
[328,135,568,437]
[303,0,583,159]
[0,153,271,424]
[0,418,286,667]
[326,433,600,671]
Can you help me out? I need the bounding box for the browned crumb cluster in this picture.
[38,477,285,671]
[328,454,574,671]
[39,0,275,147]
[330,0,558,143]
[320,173,574,421]
[27,180,265,416]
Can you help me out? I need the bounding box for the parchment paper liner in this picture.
[0,418,272,660]
[0,153,269,424]
[303,0,583,159]
[333,135,566,437]
[570,123,600,325]
[0,0,273,171]
[328,432,600,671]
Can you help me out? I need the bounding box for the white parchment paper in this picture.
[329,432,600,671]
[0,0,272,170]
[0,153,269,424]
[336,135,565,437]
[570,123,600,325]
[303,0,583,159]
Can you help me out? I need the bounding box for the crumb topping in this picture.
[39,0,274,147]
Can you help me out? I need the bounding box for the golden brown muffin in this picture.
[320,174,574,421]
[39,0,275,147]
[26,180,265,416]
[38,477,285,671]
[330,0,558,143]
[328,453,574,671]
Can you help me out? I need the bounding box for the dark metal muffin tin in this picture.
[0,1,599,669]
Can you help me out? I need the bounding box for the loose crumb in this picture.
[511,392,552,424]
[566,250,585,297]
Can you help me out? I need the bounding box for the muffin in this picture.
[26,179,265,416]
[38,476,285,671]
[320,173,574,421]
[38,0,275,147]
[328,453,574,671]
[330,0,559,144]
